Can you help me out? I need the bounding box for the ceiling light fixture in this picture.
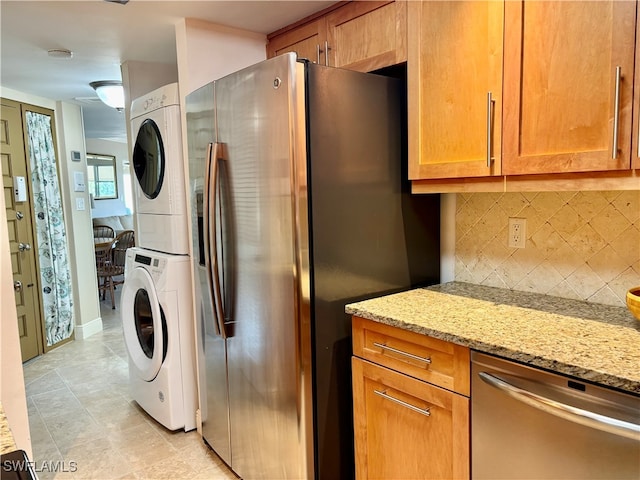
[47,49,73,59]
[90,81,125,111]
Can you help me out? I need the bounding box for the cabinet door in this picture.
[266,18,327,64]
[408,1,504,180]
[503,1,636,175]
[325,1,406,72]
[353,357,469,480]
[632,10,640,170]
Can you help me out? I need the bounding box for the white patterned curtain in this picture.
[26,110,74,346]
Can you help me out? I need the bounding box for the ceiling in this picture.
[0,0,334,142]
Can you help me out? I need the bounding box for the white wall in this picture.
[55,102,102,339]
[175,18,267,96]
[86,138,131,218]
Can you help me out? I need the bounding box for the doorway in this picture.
[1,98,43,362]
[1,98,75,362]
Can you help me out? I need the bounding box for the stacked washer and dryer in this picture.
[121,83,197,431]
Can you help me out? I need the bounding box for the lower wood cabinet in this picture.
[352,317,470,479]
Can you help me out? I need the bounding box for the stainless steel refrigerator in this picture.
[186,53,440,480]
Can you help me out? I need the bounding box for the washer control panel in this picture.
[133,253,166,283]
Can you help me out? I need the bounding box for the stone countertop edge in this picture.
[0,402,17,455]
[345,282,640,395]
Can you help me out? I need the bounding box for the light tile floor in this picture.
[23,291,237,480]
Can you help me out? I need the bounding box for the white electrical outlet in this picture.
[508,217,526,248]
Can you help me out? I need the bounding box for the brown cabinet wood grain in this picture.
[352,315,470,396]
[267,1,406,73]
[631,7,640,171]
[502,0,636,175]
[266,17,327,64]
[325,0,406,72]
[408,0,504,180]
[352,317,470,479]
[410,0,640,190]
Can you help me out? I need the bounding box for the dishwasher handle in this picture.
[478,371,640,441]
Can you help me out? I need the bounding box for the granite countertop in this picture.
[346,282,640,395]
[0,402,17,455]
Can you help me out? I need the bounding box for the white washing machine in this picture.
[130,83,189,255]
[121,247,197,431]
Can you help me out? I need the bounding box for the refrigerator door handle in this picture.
[203,142,227,338]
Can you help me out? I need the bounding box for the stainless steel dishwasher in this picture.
[471,351,640,479]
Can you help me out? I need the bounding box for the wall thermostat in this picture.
[71,150,82,162]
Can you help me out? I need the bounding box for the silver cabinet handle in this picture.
[487,91,494,168]
[478,371,640,441]
[374,389,431,417]
[324,40,330,66]
[316,44,320,64]
[14,280,22,292]
[612,66,621,159]
[18,242,31,252]
[373,342,432,364]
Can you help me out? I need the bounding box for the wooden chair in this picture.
[96,229,135,309]
[93,224,115,244]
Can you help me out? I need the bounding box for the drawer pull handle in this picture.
[374,389,431,417]
[373,342,432,364]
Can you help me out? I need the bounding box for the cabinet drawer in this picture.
[352,316,470,396]
[353,357,470,480]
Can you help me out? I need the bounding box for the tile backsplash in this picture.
[455,191,640,307]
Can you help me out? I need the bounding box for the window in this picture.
[87,153,117,199]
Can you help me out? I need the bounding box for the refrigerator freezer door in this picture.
[215,53,312,479]
[185,83,232,465]
[306,63,440,480]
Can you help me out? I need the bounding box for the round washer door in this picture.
[132,118,165,199]
[122,266,165,381]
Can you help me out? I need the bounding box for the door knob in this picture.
[16,211,24,220]
[18,242,31,252]
[14,280,22,292]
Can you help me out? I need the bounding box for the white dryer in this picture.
[121,247,197,431]
[130,83,189,255]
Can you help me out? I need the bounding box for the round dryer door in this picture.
[133,118,165,199]
[122,266,167,381]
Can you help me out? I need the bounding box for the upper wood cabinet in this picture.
[267,1,406,73]
[325,1,406,72]
[266,17,327,64]
[408,1,504,180]
[502,0,636,176]
[410,0,640,189]
[631,8,640,171]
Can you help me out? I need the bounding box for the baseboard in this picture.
[74,317,103,339]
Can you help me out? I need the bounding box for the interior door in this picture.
[1,98,43,362]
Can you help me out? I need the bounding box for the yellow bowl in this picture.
[626,286,640,321]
